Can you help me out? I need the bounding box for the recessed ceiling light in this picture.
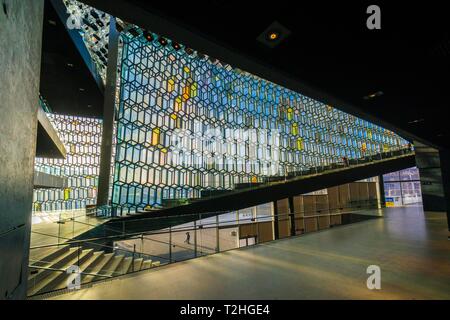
[67,63,74,68]
[407,118,425,124]
[267,31,280,41]
[48,20,57,26]
[257,21,291,48]
[363,91,384,100]
[79,88,85,92]
[143,30,154,42]
[87,104,92,108]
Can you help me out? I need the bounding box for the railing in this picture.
[28,202,381,297]
[93,146,413,216]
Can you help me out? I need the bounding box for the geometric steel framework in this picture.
[33,114,102,212]
[112,28,410,211]
[63,0,111,83]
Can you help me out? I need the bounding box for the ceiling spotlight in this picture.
[267,31,280,41]
[407,118,425,124]
[363,91,384,100]
[172,42,181,51]
[143,30,154,42]
[67,63,74,68]
[158,37,168,46]
[257,21,291,48]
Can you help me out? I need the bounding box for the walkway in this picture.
[46,206,450,299]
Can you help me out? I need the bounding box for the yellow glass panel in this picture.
[191,82,197,97]
[64,188,70,200]
[170,113,177,120]
[167,79,175,92]
[182,85,190,100]
[183,66,190,73]
[174,96,183,111]
[297,138,304,151]
[152,128,160,146]
[287,107,293,121]
[292,123,298,135]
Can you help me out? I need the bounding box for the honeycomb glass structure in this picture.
[63,0,111,83]
[111,28,410,211]
[33,114,102,211]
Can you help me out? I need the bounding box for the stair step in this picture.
[28,247,80,284]
[132,258,143,272]
[99,255,124,278]
[82,253,114,284]
[141,259,152,270]
[50,251,105,292]
[30,245,69,267]
[118,257,133,275]
[28,248,94,296]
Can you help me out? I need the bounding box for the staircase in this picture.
[27,245,160,297]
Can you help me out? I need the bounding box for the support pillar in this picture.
[378,175,385,207]
[414,141,450,232]
[97,17,119,207]
[0,0,44,299]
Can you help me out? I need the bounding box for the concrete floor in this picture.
[46,206,450,300]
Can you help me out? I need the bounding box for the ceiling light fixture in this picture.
[257,21,291,48]
[407,118,425,124]
[158,37,168,46]
[171,42,181,51]
[267,31,280,41]
[363,91,384,100]
[143,30,154,42]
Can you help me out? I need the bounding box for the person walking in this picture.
[184,231,191,244]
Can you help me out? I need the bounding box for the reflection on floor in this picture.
[46,206,450,300]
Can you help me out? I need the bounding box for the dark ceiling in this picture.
[40,0,104,118]
[77,1,449,150]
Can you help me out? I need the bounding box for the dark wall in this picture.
[0,0,44,299]
[414,141,447,212]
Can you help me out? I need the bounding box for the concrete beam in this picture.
[36,106,66,159]
[33,171,68,189]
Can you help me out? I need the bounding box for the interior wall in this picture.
[0,0,44,299]
[414,141,447,212]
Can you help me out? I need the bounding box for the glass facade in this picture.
[33,114,102,211]
[383,167,422,206]
[111,28,410,210]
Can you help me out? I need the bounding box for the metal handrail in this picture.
[30,205,377,250]
[30,230,154,260]
[28,265,112,278]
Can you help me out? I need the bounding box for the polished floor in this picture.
[47,206,450,300]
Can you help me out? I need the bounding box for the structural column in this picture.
[97,17,119,208]
[378,174,385,207]
[0,0,45,299]
[438,150,450,232]
[414,141,450,232]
